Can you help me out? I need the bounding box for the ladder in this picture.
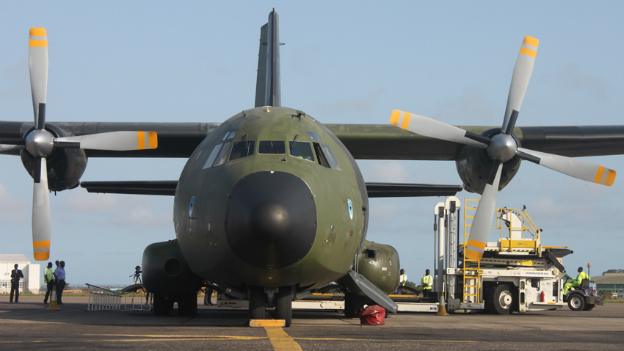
[462,199,481,303]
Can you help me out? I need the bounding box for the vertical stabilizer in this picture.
[255,9,281,107]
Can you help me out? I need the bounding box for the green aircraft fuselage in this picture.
[174,106,368,290]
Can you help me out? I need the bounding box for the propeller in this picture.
[2,28,159,261]
[390,36,616,261]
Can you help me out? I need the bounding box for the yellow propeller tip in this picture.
[389,110,401,126]
[29,27,47,37]
[523,35,539,48]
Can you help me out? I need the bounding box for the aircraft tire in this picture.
[276,287,293,327]
[178,292,198,316]
[249,287,266,319]
[153,294,173,316]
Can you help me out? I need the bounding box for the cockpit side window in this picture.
[313,143,330,167]
[229,141,255,161]
[203,143,223,169]
[213,141,233,167]
[313,143,338,169]
[259,141,285,154]
[289,141,315,161]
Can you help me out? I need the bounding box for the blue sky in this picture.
[1,1,623,285]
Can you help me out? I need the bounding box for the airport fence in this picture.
[86,283,151,312]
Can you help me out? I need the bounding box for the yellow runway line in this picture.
[265,327,303,351]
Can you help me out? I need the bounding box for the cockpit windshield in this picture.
[230,141,255,160]
[259,141,285,154]
[289,141,315,161]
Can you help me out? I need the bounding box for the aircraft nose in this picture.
[226,171,317,268]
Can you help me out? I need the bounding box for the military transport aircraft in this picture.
[1,10,622,325]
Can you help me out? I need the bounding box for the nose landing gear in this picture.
[248,286,294,327]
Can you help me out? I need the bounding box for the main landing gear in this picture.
[153,290,198,316]
[248,286,294,327]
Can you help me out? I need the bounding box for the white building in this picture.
[0,254,41,294]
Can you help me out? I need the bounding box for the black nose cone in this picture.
[226,171,317,268]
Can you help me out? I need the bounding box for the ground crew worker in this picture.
[43,262,55,304]
[421,269,433,291]
[563,266,590,294]
[10,264,24,303]
[399,269,408,287]
[55,261,66,304]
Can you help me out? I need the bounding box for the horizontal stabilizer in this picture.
[366,182,462,198]
[81,180,177,195]
[340,270,398,313]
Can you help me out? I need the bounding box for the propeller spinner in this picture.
[2,28,159,261]
[390,36,616,261]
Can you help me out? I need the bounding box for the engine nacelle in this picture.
[455,145,521,194]
[357,240,400,294]
[20,124,87,191]
[142,239,202,296]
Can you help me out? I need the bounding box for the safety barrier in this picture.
[86,283,151,312]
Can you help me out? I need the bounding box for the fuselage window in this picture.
[213,141,233,167]
[289,141,315,161]
[229,140,255,161]
[259,140,285,154]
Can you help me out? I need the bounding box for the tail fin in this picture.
[255,9,281,107]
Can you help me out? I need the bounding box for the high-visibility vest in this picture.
[421,275,433,290]
[575,271,589,286]
[399,274,408,286]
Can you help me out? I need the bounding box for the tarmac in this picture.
[1,296,623,351]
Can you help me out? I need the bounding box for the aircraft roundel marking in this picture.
[347,198,354,220]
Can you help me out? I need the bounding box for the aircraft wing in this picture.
[326,124,624,160]
[3,121,624,159]
[80,180,462,198]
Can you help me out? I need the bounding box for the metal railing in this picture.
[86,283,151,312]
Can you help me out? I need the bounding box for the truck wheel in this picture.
[490,284,514,315]
[568,293,585,311]
[583,303,595,311]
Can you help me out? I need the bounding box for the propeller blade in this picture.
[518,147,616,186]
[28,27,48,130]
[465,163,503,262]
[54,131,158,151]
[32,157,51,261]
[0,144,24,153]
[501,36,539,134]
[389,109,489,148]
